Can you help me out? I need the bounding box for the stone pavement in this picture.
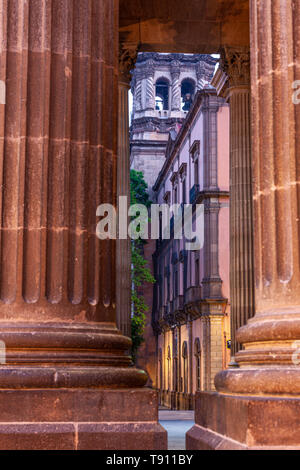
[159,410,195,450]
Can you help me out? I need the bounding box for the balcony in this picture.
[185,286,202,304]
[155,109,170,119]
[189,184,200,204]
[173,295,184,313]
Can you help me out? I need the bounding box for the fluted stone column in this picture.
[187,1,300,450]
[0,0,166,450]
[202,93,224,299]
[214,48,255,358]
[217,0,300,395]
[117,44,138,337]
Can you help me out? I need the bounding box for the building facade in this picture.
[130,53,216,196]
[151,89,231,409]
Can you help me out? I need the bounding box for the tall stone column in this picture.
[213,48,255,358]
[202,199,223,298]
[187,1,300,449]
[202,93,224,299]
[171,63,181,111]
[187,321,193,399]
[133,72,142,113]
[0,0,166,450]
[145,62,155,111]
[203,93,220,192]
[217,0,300,396]
[117,43,138,338]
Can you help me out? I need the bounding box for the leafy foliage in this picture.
[130,169,152,208]
[130,170,155,363]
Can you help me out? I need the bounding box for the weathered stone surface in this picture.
[215,0,300,394]
[189,0,300,450]
[120,0,250,54]
[77,423,167,451]
[213,48,255,359]
[0,388,166,450]
[0,0,166,449]
[116,43,138,337]
[187,392,300,449]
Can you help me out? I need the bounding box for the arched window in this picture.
[182,341,188,394]
[155,78,169,111]
[181,78,195,111]
[194,338,202,391]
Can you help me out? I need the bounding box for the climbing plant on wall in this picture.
[130,170,155,363]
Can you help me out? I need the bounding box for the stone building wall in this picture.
[152,89,231,409]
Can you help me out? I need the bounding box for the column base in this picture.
[186,392,300,450]
[0,388,167,450]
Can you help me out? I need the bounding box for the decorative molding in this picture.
[196,61,216,90]
[163,191,171,204]
[170,171,179,187]
[179,163,187,181]
[119,42,139,84]
[190,140,200,160]
[219,46,250,88]
[211,67,229,98]
[136,53,217,67]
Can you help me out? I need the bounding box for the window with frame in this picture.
[190,141,200,187]
[155,78,170,111]
[179,163,187,205]
[181,78,195,111]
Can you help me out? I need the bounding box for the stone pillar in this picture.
[187,321,193,399]
[196,64,206,91]
[203,93,219,192]
[202,199,223,299]
[133,72,142,114]
[187,1,300,449]
[0,0,166,450]
[117,43,138,338]
[202,93,223,299]
[171,63,181,111]
[213,47,255,358]
[145,62,155,111]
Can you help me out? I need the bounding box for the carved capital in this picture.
[219,47,250,88]
[119,43,139,84]
[171,60,181,79]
